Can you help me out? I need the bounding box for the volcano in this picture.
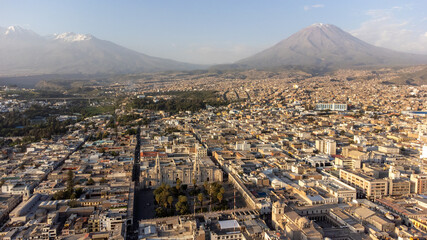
[236,23,427,69]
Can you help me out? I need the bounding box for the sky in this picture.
[1,0,427,65]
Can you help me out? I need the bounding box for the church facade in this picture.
[140,145,223,188]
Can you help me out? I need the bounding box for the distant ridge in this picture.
[0,26,203,76]
[234,23,427,69]
[384,67,427,86]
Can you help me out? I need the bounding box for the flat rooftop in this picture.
[219,220,240,230]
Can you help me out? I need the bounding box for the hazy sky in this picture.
[1,0,427,64]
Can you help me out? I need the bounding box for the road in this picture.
[127,127,141,240]
[133,189,156,220]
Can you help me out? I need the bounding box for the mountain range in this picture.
[1,24,427,76]
[0,26,201,76]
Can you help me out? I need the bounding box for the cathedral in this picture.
[140,144,223,188]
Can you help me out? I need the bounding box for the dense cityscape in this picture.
[1,1,427,239]
[0,65,426,239]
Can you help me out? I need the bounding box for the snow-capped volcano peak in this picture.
[310,23,333,29]
[54,32,93,42]
[4,26,37,36]
[6,26,24,34]
[0,25,199,75]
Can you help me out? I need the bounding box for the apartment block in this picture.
[339,169,388,199]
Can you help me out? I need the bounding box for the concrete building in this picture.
[334,157,361,169]
[329,208,364,233]
[421,145,427,159]
[410,174,427,195]
[339,169,389,199]
[236,141,251,151]
[316,178,357,203]
[315,139,336,155]
[388,179,411,196]
[315,103,347,111]
[210,220,244,240]
[378,146,400,155]
[366,215,395,232]
[305,155,330,168]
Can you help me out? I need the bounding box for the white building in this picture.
[211,220,244,240]
[315,103,347,111]
[236,141,251,151]
[316,178,357,203]
[306,155,330,168]
[100,212,125,232]
[421,145,427,159]
[315,139,337,155]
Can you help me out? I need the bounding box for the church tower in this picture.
[272,201,286,230]
[193,143,201,184]
[155,153,162,186]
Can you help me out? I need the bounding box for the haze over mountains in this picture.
[0,26,201,76]
[235,23,427,69]
[1,24,427,77]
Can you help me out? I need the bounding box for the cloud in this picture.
[304,4,324,11]
[351,7,427,54]
[312,4,324,8]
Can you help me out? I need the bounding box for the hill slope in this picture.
[385,67,427,86]
[236,23,427,69]
[0,26,202,76]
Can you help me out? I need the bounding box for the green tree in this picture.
[87,178,95,185]
[69,200,79,208]
[155,207,166,217]
[198,193,204,207]
[206,182,224,203]
[175,195,189,215]
[167,195,174,208]
[217,192,223,203]
[75,188,83,198]
[160,191,170,208]
[203,181,209,192]
[154,184,171,208]
[53,191,66,200]
[66,170,74,192]
[176,178,182,191]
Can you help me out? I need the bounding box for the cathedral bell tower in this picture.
[155,153,162,186]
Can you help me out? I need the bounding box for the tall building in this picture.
[315,139,337,155]
[410,174,427,195]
